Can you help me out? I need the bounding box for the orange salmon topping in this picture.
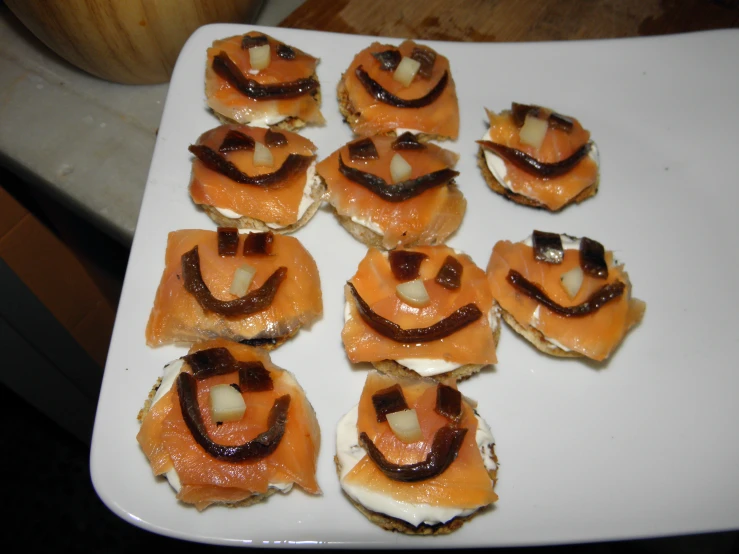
[342,246,498,367]
[145,229,322,347]
[318,136,465,249]
[206,32,324,126]
[136,339,321,510]
[482,108,599,211]
[487,238,645,361]
[189,124,317,227]
[341,41,459,139]
[344,372,497,508]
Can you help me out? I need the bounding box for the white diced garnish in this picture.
[253,141,274,167]
[560,266,584,298]
[209,384,246,422]
[230,264,256,297]
[393,56,421,87]
[249,44,271,71]
[519,114,548,150]
[389,153,412,183]
[386,409,423,443]
[396,278,430,307]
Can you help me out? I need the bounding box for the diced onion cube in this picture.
[230,264,256,297]
[560,266,584,298]
[396,278,430,307]
[249,44,271,71]
[386,409,423,443]
[519,114,549,150]
[253,141,274,167]
[393,56,421,87]
[389,153,412,183]
[209,384,246,422]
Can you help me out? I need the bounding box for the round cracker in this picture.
[138,363,317,509]
[333,435,498,534]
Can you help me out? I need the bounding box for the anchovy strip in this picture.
[213,51,318,100]
[506,269,624,317]
[354,65,448,108]
[478,140,592,179]
[182,246,286,317]
[177,372,289,462]
[347,282,481,342]
[190,144,314,188]
[338,154,457,202]
[359,426,467,482]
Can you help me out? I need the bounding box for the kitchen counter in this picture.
[0,4,164,244]
[1,0,736,246]
[0,1,304,245]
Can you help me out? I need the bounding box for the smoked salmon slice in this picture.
[337,371,497,529]
[137,339,321,510]
[206,31,324,129]
[342,246,499,379]
[145,229,322,347]
[189,124,324,232]
[338,40,459,140]
[478,105,599,211]
[486,233,645,361]
[317,135,465,250]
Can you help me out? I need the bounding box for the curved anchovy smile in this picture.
[478,140,592,179]
[338,154,457,202]
[189,144,314,188]
[347,282,481,343]
[181,246,287,317]
[354,65,448,109]
[177,372,290,463]
[212,51,319,100]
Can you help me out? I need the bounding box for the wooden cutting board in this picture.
[279,0,739,41]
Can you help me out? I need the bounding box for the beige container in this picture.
[6,0,264,85]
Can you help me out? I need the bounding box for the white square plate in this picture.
[90,24,739,548]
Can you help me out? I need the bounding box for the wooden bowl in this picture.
[5,0,264,85]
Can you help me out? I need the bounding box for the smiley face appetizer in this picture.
[337,40,459,141]
[477,103,600,211]
[316,135,465,249]
[188,124,324,233]
[342,246,500,381]
[206,31,324,130]
[137,339,321,511]
[335,371,498,534]
[486,231,645,361]
[145,229,322,348]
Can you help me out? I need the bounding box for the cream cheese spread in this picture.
[349,214,384,236]
[336,404,496,527]
[245,109,288,128]
[224,103,289,128]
